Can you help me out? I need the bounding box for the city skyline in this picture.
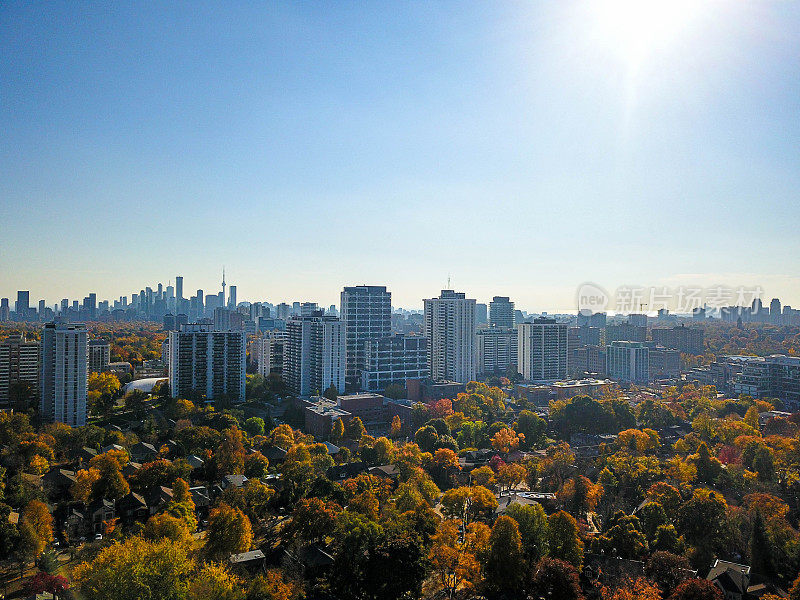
[3,273,800,317]
[2,2,800,309]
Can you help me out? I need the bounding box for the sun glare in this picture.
[593,0,706,72]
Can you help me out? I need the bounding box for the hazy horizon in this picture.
[3,2,799,311]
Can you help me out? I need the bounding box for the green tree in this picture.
[516,410,546,450]
[753,446,775,482]
[484,515,526,598]
[323,384,338,401]
[414,425,439,453]
[548,510,584,568]
[749,509,774,578]
[505,501,549,565]
[383,383,405,400]
[243,417,265,437]
[346,417,366,441]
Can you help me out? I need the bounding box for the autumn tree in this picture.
[73,536,194,600]
[144,512,193,544]
[206,503,253,560]
[604,577,661,600]
[20,500,53,558]
[187,562,244,600]
[390,415,402,439]
[667,579,722,600]
[491,427,522,454]
[71,467,101,504]
[331,418,345,443]
[283,497,340,544]
[216,427,246,476]
[440,485,498,523]
[429,519,486,597]
[247,569,300,600]
[496,462,527,493]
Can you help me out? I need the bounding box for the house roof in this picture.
[368,464,400,478]
[118,492,148,508]
[228,549,265,564]
[186,454,205,468]
[707,560,750,594]
[222,474,249,488]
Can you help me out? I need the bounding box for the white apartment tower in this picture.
[340,285,392,390]
[168,324,246,402]
[256,330,287,379]
[606,341,650,384]
[0,334,40,409]
[40,322,88,426]
[88,339,110,374]
[489,296,515,328]
[518,317,568,381]
[285,312,346,396]
[476,327,518,376]
[424,290,477,384]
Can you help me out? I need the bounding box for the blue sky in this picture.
[2,1,799,311]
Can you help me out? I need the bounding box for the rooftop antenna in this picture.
[222,267,226,297]
[447,274,451,289]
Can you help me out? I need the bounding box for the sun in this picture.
[592,0,706,72]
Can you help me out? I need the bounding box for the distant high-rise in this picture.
[424,290,477,383]
[15,291,30,321]
[628,313,648,327]
[168,324,246,402]
[40,322,88,427]
[362,334,428,392]
[518,317,568,381]
[88,340,110,374]
[605,323,647,344]
[489,296,515,328]
[256,330,287,379]
[606,341,650,384]
[300,302,320,317]
[475,303,488,326]
[0,299,9,322]
[340,285,392,389]
[651,325,704,355]
[175,276,184,301]
[0,334,40,409]
[770,298,782,324]
[476,327,518,376]
[577,312,607,328]
[284,312,346,396]
[228,285,237,309]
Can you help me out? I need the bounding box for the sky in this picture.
[1,1,799,312]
